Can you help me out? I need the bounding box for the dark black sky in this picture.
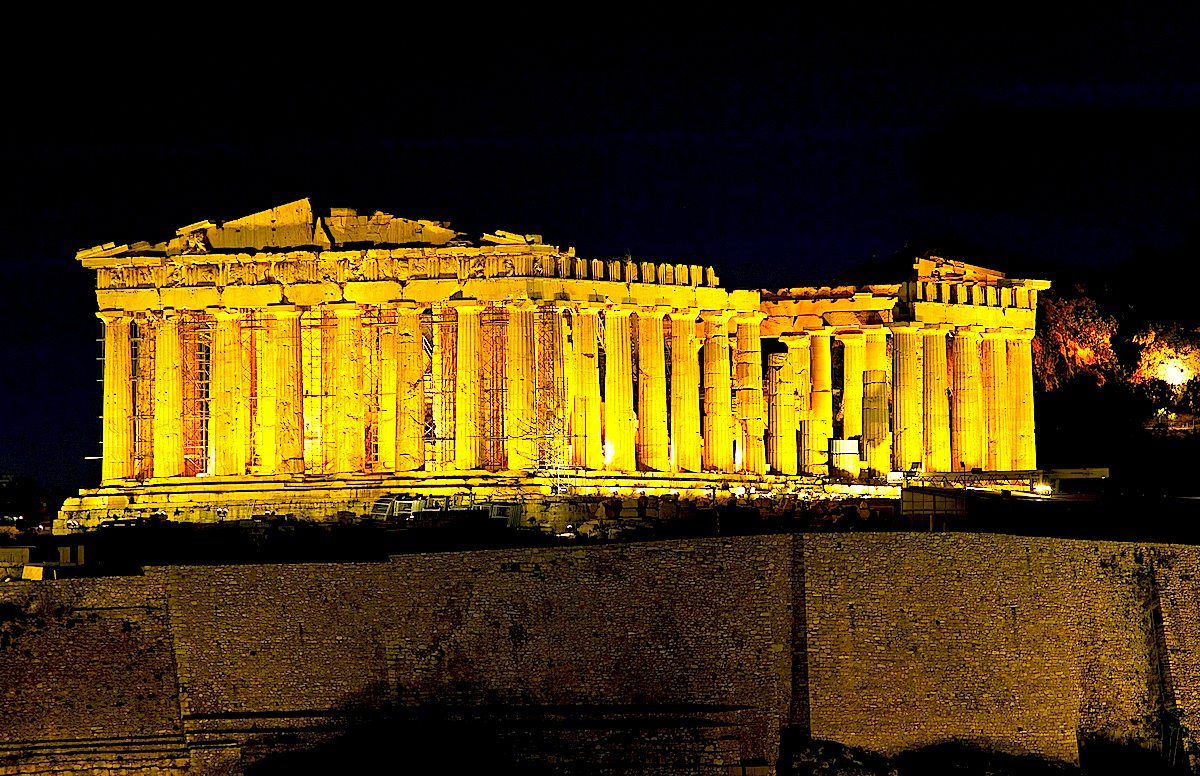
[3,17,1197,491]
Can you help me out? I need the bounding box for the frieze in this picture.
[89,244,724,292]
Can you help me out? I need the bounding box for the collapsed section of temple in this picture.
[61,199,1050,529]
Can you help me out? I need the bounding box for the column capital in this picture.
[732,311,767,325]
[953,324,984,336]
[605,306,634,318]
[666,307,698,320]
[779,332,811,348]
[887,321,924,332]
[835,330,865,344]
[638,304,672,315]
[382,300,426,311]
[699,309,737,326]
[96,310,129,323]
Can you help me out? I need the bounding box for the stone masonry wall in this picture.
[803,533,1200,765]
[156,535,796,770]
[0,575,188,774]
[1154,544,1200,754]
[1,533,1197,774]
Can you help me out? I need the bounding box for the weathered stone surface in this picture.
[2,534,1197,773]
[73,202,1050,525]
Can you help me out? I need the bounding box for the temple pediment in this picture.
[77,198,464,261]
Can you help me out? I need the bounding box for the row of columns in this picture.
[99,306,1035,483]
[890,324,1036,474]
[765,323,1035,478]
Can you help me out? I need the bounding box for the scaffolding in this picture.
[242,310,260,471]
[424,306,457,469]
[534,305,572,490]
[480,303,508,471]
[130,316,156,480]
[181,312,211,477]
[360,306,391,470]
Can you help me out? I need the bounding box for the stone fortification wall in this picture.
[1154,545,1200,751]
[1,534,1197,774]
[804,533,1085,762]
[0,575,188,774]
[156,535,795,772]
[803,533,1200,765]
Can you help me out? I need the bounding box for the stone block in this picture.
[97,288,160,311]
[284,282,343,306]
[222,283,283,307]
[344,280,403,303]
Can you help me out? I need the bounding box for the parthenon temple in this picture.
[59,199,1050,528]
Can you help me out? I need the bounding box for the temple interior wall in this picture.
[4,535,1197,774]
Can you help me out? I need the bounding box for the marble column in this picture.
[669,310,702,473]
[573,307,603,469]
[151,311,183,478]
[274,308,305,474]
[981,329,1012,471]
[782,333,811,423]
[838,332,865,441]
[636,310,670,471]
[99,311,134,482]
[863,328,889,478]
[506,303,537,470]
[950,326,983,472]
[783,333,811,473]
[922,327,951,472]
[803,330,834,476]
[395,308,425,472]
[701,311,735,472]
[604,309,636,471]
[1009,330,1036,470]
[734,315,766,475]
[767,352,797,475]
[331,305,364,473]
[890,324,922,473]
[454,304,483,470]
[209,308,245,476]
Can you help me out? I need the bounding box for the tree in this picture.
[1032,290,1121,392]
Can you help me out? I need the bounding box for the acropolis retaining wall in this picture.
[1,534,1197,774]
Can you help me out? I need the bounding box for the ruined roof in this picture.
[76,198,464,260]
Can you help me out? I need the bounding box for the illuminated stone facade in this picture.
[60,200,1049,527]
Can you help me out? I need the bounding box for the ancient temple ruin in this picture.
[58,199,1050,529]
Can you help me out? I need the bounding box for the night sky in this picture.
[3,17,1196,491]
